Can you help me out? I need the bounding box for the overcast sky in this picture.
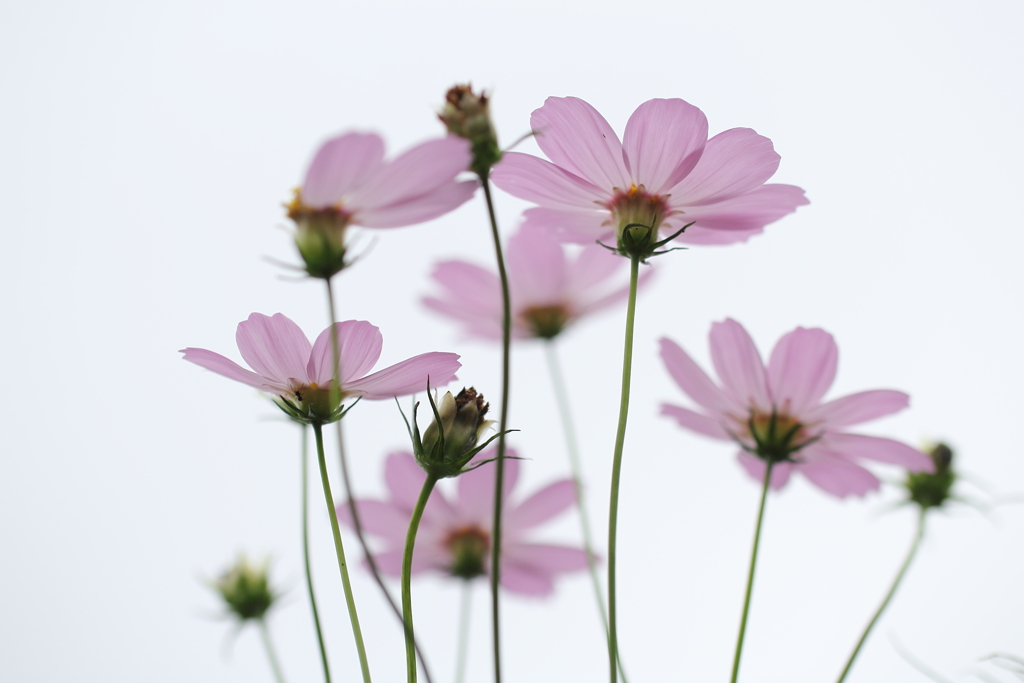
[2,0,1023,681]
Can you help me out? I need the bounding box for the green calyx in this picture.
[212,556,278,622]
[273,388,358,426]
[446,527,490,580]
[906,443,956,509]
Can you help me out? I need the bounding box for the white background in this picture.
[2,0,1022,681]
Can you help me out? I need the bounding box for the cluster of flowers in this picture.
[185,87,960,683]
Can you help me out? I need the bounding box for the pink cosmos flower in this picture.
[491,97,808,246]
[423,224,650,340]
[181,313,461,422]
[338,449,589,596]
[659,319,933,497]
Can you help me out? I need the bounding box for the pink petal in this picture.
[505,542,590,572]
[506,480,576,533]
[660,403,731,440]
[796,452,881,498]
[491,152,609,211]
[766,327,838,415]
[384,452,429,508]
[372,548,437,575]
[457,448,520,521]
[308,320,383,386]
[355,179,478,229]
[678,184,809,231]
[659,337,736,415]
[422,296,503,341]
[574,267,652,318]
[709,319,771,412]
[520,207,613,243]
[622,98,708,193]
[352,136,471,210]
[337,499,410,544]
[179,347,274,391]
[235,313,312,387]
[676,225,763,246]
[805,390,910,428]
[530,96,631,191]
[737,452,793,490]
[345,352,461,400]
[669,128,780,205]
[822,434,934,472]
[302,132,385,208]
[507,225,567,305]
[426,260,503,316]
[499,563,556,596]
[567,243,623,293]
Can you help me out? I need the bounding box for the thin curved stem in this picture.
[312,422,372,683]
[300,426,331,683]
[402,472,439,683]
[544,342,629,683]
[481,174,511,683]
[324,279,435,683]
[835,509,927,683]
[259,618,288,683]
[730,460,775,683]
[606,254,641,683]
[455,581,473,683]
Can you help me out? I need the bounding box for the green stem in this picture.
[312,421,372,683]
[301,426,331,683]
[481,174,511,683]
[544,342,630,683]
[402,472,439,683]
[835,509,926,683]
[606,254,641,683]
[259,617,288,683]
[455,581,473,683]
[730,459,775,683]
[324,279,436,683]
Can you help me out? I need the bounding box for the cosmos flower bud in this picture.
[905,442,956,510]
[438,85,502,177]
[211,556,278,622]
[408,387,501,478]
[286,190,350,279]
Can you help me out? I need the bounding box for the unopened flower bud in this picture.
[211,556,278,622]
[413,387,497,478]
[439,85,502,177]
[905,442,956,510]
[286,189,350,279]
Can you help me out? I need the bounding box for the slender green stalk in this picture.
[730,460,775,683]
[300,426,331,683]
[545,342,630,683]
[312,422,372,683]
[324,279,436,683]
[258,618,288,683]
[835,509,927,683]
[455,581,473,683]
[606,254,641,683]
[402,472,439,683]
[481,174,511,683]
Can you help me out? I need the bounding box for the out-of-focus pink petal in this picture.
[355,180,478,229]
[506,480,576,533]
[427,260,503,316]
[659,337,736,414]
[491,152,608,211]
[499,563,556,596]
[308,320,383,385]
[709,319,771,411]
[824,434,934,472]
[423,296,504,340]
[352,136,471,209]
[235,313,312,386]
[384,452,428,508]
[507,225,567,305]
[660,403,731,440]
[302,133,385,208]
[797,453,880,498]
[737,452,793,490]
[669,128,780,205]
[622,98,708,193]
[179,348,272,391]
[505,543,590,572]
[530,96,630,191]
[345,352,461,400]
[767,327,838,414]
[679,184,809,231]
[805,390,910,428]
[575,267,653,318]
[337,499,410,543]
[676,225,763,246]
[372,548,437,575]
[568,243,622,292]
[456,448,520,521]
[520,207,612,243]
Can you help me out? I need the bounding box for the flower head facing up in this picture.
[338,450,589,595]
[181,313,461,425]
[423,224,649,341]
[905,442,957,510]
[410,386,498,478]
[287,132,477,278]
[490,97,808,258]
[660,319,933,497]
[211,556,278,622]
[438,84,502,177]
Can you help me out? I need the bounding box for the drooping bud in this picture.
[439,85,502,177]
[211,556,278,622]
[408,387,500,478]
[286,189,350,279]
[905,442,956,510]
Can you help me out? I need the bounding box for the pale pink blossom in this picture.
[338,450,588,596]
[181,313,460,421]
[659,319,933,497]
[491,97,808,246]
[423,224,650,340]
